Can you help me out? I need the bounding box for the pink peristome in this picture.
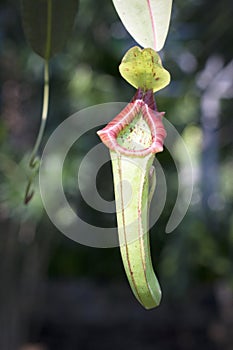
[97,92,166,157]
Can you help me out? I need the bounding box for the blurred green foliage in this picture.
[0,0,233,301]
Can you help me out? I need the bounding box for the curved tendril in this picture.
[24,59,50,205]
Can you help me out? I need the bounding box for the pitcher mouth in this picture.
[97,97,166,157]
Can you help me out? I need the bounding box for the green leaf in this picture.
[21,0,79,59]
[119,46,170,92]
[112,0,173,51]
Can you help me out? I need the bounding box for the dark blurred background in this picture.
[0,0,233,349]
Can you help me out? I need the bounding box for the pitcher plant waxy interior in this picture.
[20,0,174,309]
[97,0,174,309]
[98,47,171,309]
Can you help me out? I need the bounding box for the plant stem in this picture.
[24,59,50,204]
[30,59,50,167]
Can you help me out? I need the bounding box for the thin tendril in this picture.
[30,60,50,167]
[24,60,50,204]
